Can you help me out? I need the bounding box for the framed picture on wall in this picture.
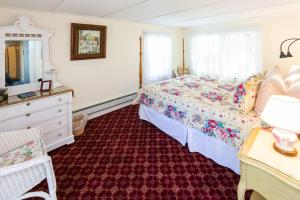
[71,23,107,60]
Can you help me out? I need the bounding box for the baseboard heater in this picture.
[73,92,137,120]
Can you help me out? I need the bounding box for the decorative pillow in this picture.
[233,72,265,114]
[285,69,300,86]
[267,74,288,91]
[265,66,281,78]
[286,82,300,99]
[254,75,286,115]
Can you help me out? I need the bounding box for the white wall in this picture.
[184,12,300,75]
[2,6,299,111]
[261,16,300,74]
[0,7,183,110]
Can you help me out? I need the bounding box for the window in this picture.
[190,29,262,81]
[143,32,172,85]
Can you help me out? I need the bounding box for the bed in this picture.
[135,37,264,174]
[134,75,262,173]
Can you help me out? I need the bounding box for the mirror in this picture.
[5,40,42,87]
[0,16,58,96]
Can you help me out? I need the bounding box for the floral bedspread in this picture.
[134,76,261,149]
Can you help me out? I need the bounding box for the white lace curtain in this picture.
[143,32,172,85]
[189,29,262,81]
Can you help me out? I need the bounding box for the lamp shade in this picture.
[261,95,300,133]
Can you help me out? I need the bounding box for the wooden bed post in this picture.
[182,38,185,72]
[139,36,143,89]
[177,38,190,76]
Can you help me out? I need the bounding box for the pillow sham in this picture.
[267,74,288,91]
[286,82,300,99]
[265,66,281,78]
[254,75,286,115]
[285,69,300,86]
[233,72,265,114]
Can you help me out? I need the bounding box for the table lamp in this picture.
[261,95,300,156]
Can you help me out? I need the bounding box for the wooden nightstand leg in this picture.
[250,191,266,200]
[238,181,246,200]
[238,163,247,200]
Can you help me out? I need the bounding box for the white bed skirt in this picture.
[139,104,188,146]
[139,105,240,174]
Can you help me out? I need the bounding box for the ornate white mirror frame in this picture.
[0,16,60,96]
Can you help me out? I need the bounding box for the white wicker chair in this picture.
[0,128,57,200]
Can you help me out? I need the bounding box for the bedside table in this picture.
[238,128,300,200]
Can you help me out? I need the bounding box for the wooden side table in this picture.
[238,128,300,200]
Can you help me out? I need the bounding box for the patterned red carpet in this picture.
[34,105,247,200]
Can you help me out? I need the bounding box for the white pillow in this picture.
[265,66,281,78]
[286,82,300,99]
[267,74,288,92]
[254,76,285,115]
[285,69,300,86]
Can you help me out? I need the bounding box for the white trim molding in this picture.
[74,93,137,120]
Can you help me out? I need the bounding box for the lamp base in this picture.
[272,128,297,155]
[273,142,297,157]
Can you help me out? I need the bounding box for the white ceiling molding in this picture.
[51,0,67,12]
[0,0,299,27]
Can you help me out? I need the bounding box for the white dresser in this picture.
[0,86,74,152]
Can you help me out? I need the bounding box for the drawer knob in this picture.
[59,98,62,102]
[58,109,62,113]
[58,133,62,137]
[26,113,31,117]
[58,121,62,125]
[26,102,31,106]
[27,126,31,129]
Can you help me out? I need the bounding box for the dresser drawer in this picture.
[0,104,68,132]
[0,93,70,122]
[0,115,29,132]
[27,104,67,124]
[43,127,69,146]
[33,116,68,134]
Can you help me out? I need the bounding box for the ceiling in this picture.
[0,0,300,27]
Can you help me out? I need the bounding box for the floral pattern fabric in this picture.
[233,72,265,114]
[0,139,44,168]
[134,75,261,148]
